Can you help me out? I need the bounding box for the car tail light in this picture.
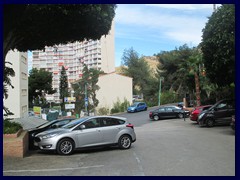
[126,123,134,129]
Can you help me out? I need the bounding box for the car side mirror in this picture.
[80,124,86,130]
[52,124,57,129]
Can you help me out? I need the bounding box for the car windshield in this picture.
[131,103,139,107]
[36,120,57,129]
[62,117,88,129]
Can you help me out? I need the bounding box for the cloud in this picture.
[145,4,215,10]
[115,4,214,45]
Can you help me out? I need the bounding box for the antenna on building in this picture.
[213,4,216,12]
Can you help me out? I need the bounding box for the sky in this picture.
[28,4,221,71]
[114,4,221,67]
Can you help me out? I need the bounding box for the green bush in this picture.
[160,91,177,105]
[110,98,130,114]
[3,120,23,134]
[98,107,109,115]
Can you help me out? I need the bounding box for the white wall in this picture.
[4,50,28,118]
[96,73,132,111]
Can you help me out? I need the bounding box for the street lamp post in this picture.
[158,77,164,106]
[84,83,88,115]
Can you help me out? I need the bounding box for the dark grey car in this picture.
[198,99,235,127]
[34,116,136,155]
[149,106,190,121]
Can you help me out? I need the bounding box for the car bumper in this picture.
[127,109,135,113]
[34,138,58,150]
[190,115,197,121]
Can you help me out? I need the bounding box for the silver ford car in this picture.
[34,116,136,155]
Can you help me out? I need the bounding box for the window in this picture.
[21,89,27,96]
[165,107,173,112]
[22,105,27,114]
[100,118,123,126]
[217,103,227,110]
[21,72,27,80]
[83,118,100,129]
[158,108,165,112]
[21,56,27,64]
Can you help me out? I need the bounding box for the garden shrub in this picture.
[3,120,23,134]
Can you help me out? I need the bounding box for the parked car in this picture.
[177,102,184,108]
[28,118,75,150]
[127,102,147,113]
[190,105,212,122]
[198,99,235,127]
[230,115,235,131]
[149,106,190,121]
[28,111,35,116]
[34,116,136,155]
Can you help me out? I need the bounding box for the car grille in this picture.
[34,137,41,142]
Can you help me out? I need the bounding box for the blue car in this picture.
[127,102,147,113]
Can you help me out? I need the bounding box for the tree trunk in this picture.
[194,72,201,106]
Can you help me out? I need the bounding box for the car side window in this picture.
[217,103,227,110]
[101,118,121,126]
[165,107,173,112]
[158,108,165,112]
[82,118,100,129]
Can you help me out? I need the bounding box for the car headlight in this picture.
[198,113,205,120]
[41,133,59,139]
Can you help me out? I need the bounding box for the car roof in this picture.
[195,105,212,109]
[81,115,127,121]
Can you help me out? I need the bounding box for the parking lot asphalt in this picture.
[3,118,235,176]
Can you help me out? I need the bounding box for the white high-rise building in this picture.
[32,23,115,103]
[4,50,28,118]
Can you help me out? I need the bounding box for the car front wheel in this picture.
[206,118,214,127]
[118,135,132,149]
[57,138,75,155]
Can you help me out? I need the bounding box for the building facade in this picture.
[96,73,132,111]
[32,22,115,103]
[4,50,28,118]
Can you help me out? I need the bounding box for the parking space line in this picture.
[133,151,145,176]
[3,165,104,173]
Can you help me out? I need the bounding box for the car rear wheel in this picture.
[118,135,132,149]
[178,113,184,119]
[153,115,159,121]
[206,118,214,127]
[57,138,75,155]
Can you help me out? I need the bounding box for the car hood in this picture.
[36,128,70,137]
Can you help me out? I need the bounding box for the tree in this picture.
[59,66,69,111]
[72,65,101,115]
[121,48,153,94]
[3,62,15,117]
[29,68,56,107]
[201,4,235,87]
[3,4,116,69]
